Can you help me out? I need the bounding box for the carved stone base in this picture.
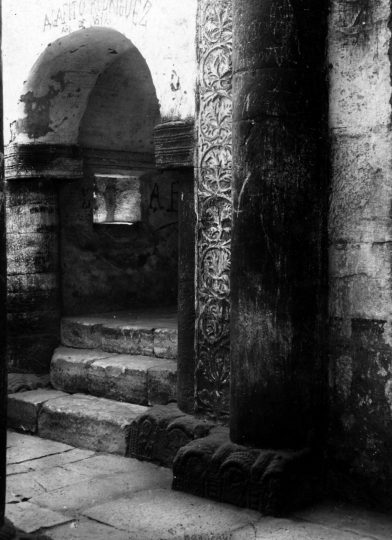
[172,429,321,516]
[127,403,215,467]
[127,404,322,514]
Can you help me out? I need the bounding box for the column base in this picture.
[0,520,15,540]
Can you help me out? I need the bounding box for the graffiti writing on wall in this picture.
[43,0,152,33]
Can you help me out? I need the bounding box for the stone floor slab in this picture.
[232,517,382,540]
[7,431,73,464]
[83,489,261,540]
[62,452,171,477]
[8,390,67,433]
[38,393,148,454]
[293,503,392,540]
[7,448,94,475]
[6,502,70,534]
[47,518,127,540]
[7,465,92,504]
[33,465,171,513]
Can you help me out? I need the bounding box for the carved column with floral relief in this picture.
[195,0,233,418]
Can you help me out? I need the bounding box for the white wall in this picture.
[3,0,197,144]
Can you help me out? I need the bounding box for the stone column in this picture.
[4,145,82,374]
[230,0,328,448]
[328,0,392,506]
[154,121,196,413]
[0,1,16,535]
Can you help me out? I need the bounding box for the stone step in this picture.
[50,346,177,406]
[61,311,178,359]
[8,389,148,455]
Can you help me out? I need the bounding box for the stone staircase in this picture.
[7,310,320,515]
[8,309,178,455]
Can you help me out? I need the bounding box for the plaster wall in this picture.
[3,0,197,144]
[329,0,392,507]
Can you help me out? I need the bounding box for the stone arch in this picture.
[5,27,181,372]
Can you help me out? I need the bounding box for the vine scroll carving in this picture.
[195,0,232,417]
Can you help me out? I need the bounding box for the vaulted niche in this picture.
[6,28,179,371]
[59,37,179,315]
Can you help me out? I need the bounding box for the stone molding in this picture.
[82,147,155,173]
[153,121,195,169]
[5,144,83,181]
[195,0,233,417]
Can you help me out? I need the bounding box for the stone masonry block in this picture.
[147,361,177,405]
[61,318,102,349]
[50,346,113,394]
[101,325,154,356]
[38,393,147,455]
[87,355,162,405]
[153,328,177,359]
[8,389,68,433]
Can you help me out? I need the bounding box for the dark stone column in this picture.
[4,145,83,374]
[0,1,16,536]
[230,0,328,449]
[154,121,196,413]
[177,169,196,413]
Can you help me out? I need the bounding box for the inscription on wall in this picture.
[195,0,232,417]
[43,0,152,32]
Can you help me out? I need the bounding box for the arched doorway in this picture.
[6,27,180,377]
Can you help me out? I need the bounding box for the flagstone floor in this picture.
[6,431,392,539]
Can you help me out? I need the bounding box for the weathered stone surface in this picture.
[7,273,58,314]
[153,121,195,169]
[153,328,177,359]
[47,520,127,540]
[8,373,51,394]
[101,325,154,356]
[5,144,83,181]
[147,361,177,405]
[33,461,171,513]
[83,489,260,540]
[230,0,328,449]
[50,346,112,394]
[231,517,383,540]
[177,168,196,414]
[328,0,392,509]
[38,393,147,455]
[5,501,70,534]
[128,403,215,467]
[61,319,102,350]
[7,333,60,374]
[8,390,67,433]
[7,431,74,464]
[7,448,94,476]
[87,355,163,405]
[173,428,319,515]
